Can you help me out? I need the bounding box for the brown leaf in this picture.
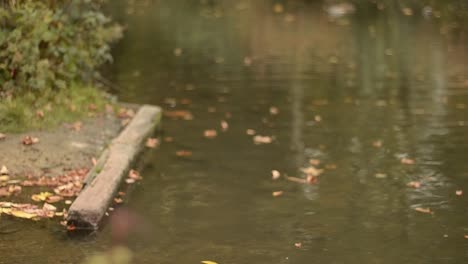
[164,110,193,120]
[22,136,39,145]
[272,191,284,197]
[204,130,217,139]
[0,188,11,197]
[146,138,159,148]
[414,207,433,214]
[128,169,142,180]
[456,190,463,196]
[114,197,124,204]
[253,135,273,144]
[407,181,421,189]
[271,170,281,180]
[176,150,192,157]
[46,195,63,203]
[401,158,415,165]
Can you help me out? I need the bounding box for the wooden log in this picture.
[67,105,161,230]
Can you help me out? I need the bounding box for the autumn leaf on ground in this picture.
[253,135,273,144]
[204,130,217,139]
[22,136,39,145]
[414,207,433,214]
[201,261,218,264]
[271,170,281,180]
[407,181,421,188]
[176,150,192,157]
[32,192,54,202]
[272,191,284,197]
[146,138,159,148]
[0,165,8,175]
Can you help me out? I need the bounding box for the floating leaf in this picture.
[201,261,218,264]
[1,165,9,175]
[272,191,284,197]
[407,181,421,189]
[32,192,54,202]
[204,130,217,139]
[253,135,273,144]
[456,190,463,196]
[271,170,281,180]
[146,138,159,148]
[11,210,37,219]
[414,207,433,214]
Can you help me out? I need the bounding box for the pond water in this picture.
[3,1,468,263]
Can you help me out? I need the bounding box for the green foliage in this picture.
[0,0,122,98]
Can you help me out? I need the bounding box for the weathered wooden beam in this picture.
[67,105,161,230]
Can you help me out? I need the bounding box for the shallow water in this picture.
[3,1,468,263]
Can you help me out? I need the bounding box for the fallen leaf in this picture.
[0,133,5,140]
[309,159,321,166]
[164,110,193,120]
[407,181,421,189]
[325,164,337,170]
[146,138,159,148]
[375,173,387,179]
[246,129,256,135]
[0,188,11,197]
[65,200,72,205]
[114,197,124,204]
[269,106,279,115]
[201,261,218,264]
[46,195,63,203]
[0,175,9,181]
[271,170,281,180]
[204,130,217,138]
[174,48,182,56]
[11,210,37,219]
[22,136,39,145]
[72,121,82,131]
[456,190,463,196]
[125,178,136,184]
[372,140,383,148]
[36,110,45,118]
[273,3,284,13]
[306,175,319,184]
[301,166,323,176]
[128,170,142,180]
[43,203,57,212]
[118,108,135,119]
[0,165,9,175]
[118,191,126,196]
[253,135,273,144]
[220,120,229,131]
[286,176,306,184]
[401,158,415,165]
[464,235,468,239]
[414,207,433,214]
[272,191,284,197]
[294,242,302,248]
[164,137,174,142]
[314,115,322,122]
[8,185,21,195]
[32,192,54,202]
[176,150,192,157]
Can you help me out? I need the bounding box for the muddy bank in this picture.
[0,112,123,178]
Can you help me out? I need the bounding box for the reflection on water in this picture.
[107,1,468,263]
[3,1,468,263]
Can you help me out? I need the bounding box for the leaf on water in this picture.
[414,207,433,214]
[204,130,217,139]
[253,135,273,144]
[114,197,124,204]
[401,158,415,165]
[301,166,323,176]
[294,242,302,248]
[372,140,383,148]
[32,192,54,202]
[456,190,463,196]
[43,203,57,212]
[272,191,284,197]
[246,129,256,135]
[164,137,174,142]
[464,235,468,239]
[164,110,193,120]
[220,120,229,131]
[146,138,159,148]
[65,200,72,205]
[309,159,321,166]
[269,106,279,115]
[0,175,10,181]
[0,188,11,197]
[407,181,421,189]
[174,48,182,56]
[176,150,192,157]
[0,165,9,175]
[125,178,136,184]
[271,170,281,180]
[375,173,387,179]
[128,170,142,180]
[201,261,218,264]
[22,136,39,145]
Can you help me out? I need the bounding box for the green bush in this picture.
[0,0,122,98]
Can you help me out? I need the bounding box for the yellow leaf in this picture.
[201,261,218,264]
[11,210,37,219]
[31,192,53,202]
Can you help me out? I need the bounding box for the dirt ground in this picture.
[0,112,123,178]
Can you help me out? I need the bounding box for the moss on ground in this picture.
[0,84,115,133]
